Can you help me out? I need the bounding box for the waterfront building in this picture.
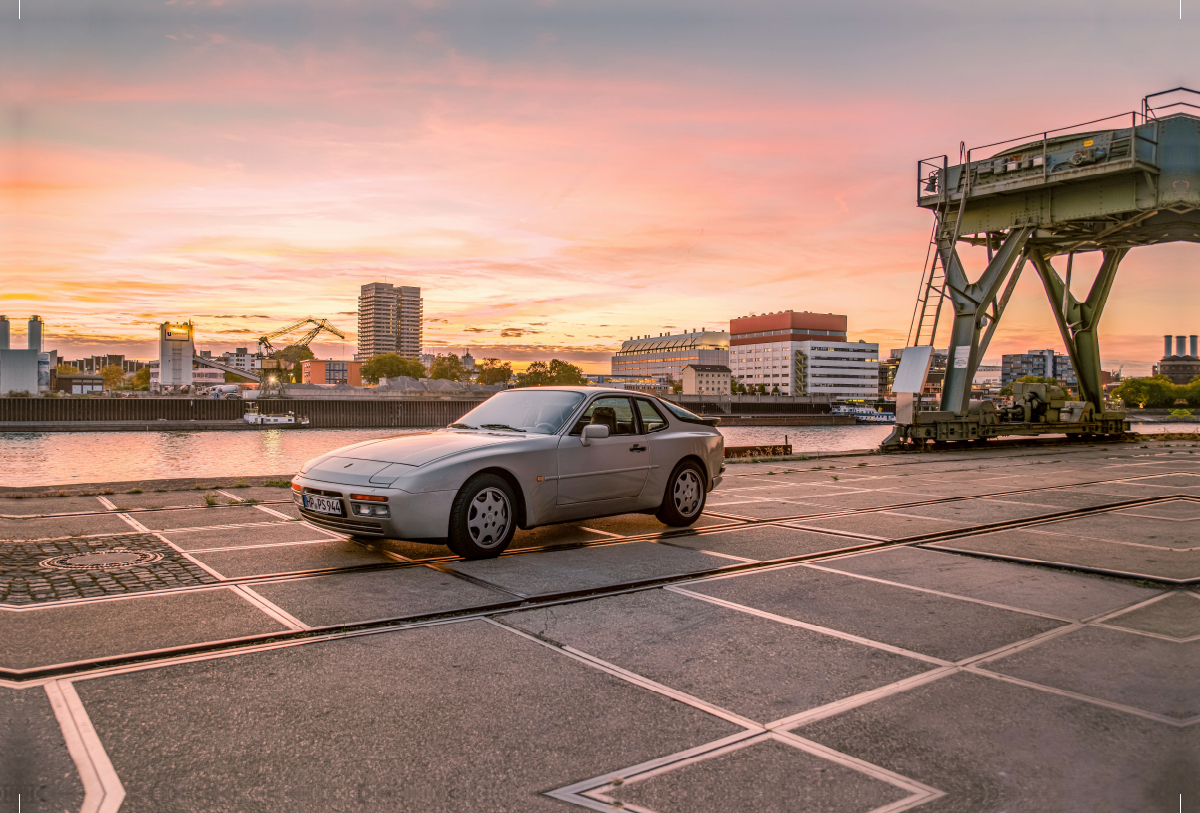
[729,311,850,395]
[301,359,363,386]
[1156,334,1200,385]
[1000,350,1077,389]
[792,341,880,400]
[0,315,42,395]
[357,283,423,360]
[148,362,222,387]
[682,364,731,396]
[584,373,665,393]
[610,330,729,386]
[219,347,265,372]
[53,373,104,395]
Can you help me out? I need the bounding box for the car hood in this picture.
[304,430,526,479]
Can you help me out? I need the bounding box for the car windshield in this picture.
[450,390,585,435]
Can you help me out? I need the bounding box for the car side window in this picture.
[635,399,668,433]
[569,396,637,436]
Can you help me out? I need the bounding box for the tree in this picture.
[361,353,427,384]
[547,359,587,385]
[99,364,126,390]
[57,364,79,375]
[131,367,151,388]
[771,384,781,395]
[476,358,513,386]
[274,345,315,366]
[521,361,552,387]
[429,353,468,382]
[1112,375,1178,409]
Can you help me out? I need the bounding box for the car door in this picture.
[556,396,650,504]
[632,397,672,504]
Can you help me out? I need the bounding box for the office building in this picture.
[682,365,731,396]
[729,311,876,397]
[610,330,729,384]
[1156,334,1200,385]
[219,348,265,372]
[301,359,363,386]
[878,348,948,398]
[357,283,423,361]
[1000,350,1077,389]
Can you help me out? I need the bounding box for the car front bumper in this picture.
[291,475,454,539]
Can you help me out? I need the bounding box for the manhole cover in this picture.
[41,550,163,571]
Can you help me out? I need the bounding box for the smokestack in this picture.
[0,316,8,350]
[1166,335,1174,357]
[28,316,43,352]
[1191,336,1198,358]
[1177,336,1186,357]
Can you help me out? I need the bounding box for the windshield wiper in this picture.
[479,424,525,432]
[448,423,478,430]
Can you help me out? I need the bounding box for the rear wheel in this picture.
[656,460,706,527]
[447,474,517,559]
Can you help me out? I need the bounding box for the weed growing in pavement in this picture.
[101,489,114,495]
[857,462,867,467]
[243,497,260,505]
[263,480,291,487]
[831,475,839,481]
[7,493,29,499]
[204,494,219,506]
[194,484,206,490]
[127,488,143,494]
[234,479,249,488]
[79,492,95,496]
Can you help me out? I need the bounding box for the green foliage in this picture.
[274,345,316,366]
[361,352,426,384]
[100,364,126,390]
[131,366,151,388]
[57,364,79,375]
[429,353,468,382]
[519,359,587,387]
[476,358,513,386]
[1112,375,1200,409]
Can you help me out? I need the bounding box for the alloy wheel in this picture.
[466,487,511,549]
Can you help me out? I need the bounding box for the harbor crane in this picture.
[258,317,347,355]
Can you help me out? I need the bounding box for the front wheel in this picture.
[656,460,707,527]
[447,474,517,559]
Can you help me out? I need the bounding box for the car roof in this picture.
[505,386,658,397]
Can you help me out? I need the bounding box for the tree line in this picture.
[360,352,586,387]
[1111,375,1200,409]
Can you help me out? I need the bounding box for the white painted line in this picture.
[185,538,343,554]
[45,680,125,813]
[216,490,245,503]
[956,623,1081,667]
[151,520,293,534]
[666,587,952,666]
[780,523,891,542]
[149,528,227,581]
[232,585,310,631]
[1082,590,1177,624]
[578,526,625,538]
[964,666,1186,728]
[95,496,117,511]
[800,563,1075,622]
[254,504,294,520]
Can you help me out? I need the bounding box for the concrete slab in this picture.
[377,523,603,561]
[0,686,85,812]
[796,671,1189,812]
[786,512,963,540]
[610,737,909,813]
[267,503,303,520]
[577,512,732,536]
[503,590,932,722]
[189,538,394,579]
[819,547,1162,621]
[1129,473,1200,488]
[1037,513,1199,548]
[0,496,109,516]
[703,500,810,519]
[1102,592,1200,639]
[0,514,134,540]
[666,525,875,562]
[995,488,1135,510]
[1115,499,1200,521]
[160,522,341,552]
[249,566,512,626]
[788,492,921,510]
[887,498,1066,525]
[218,486,295,503]
[74,620,740,812]
[684,566,1066,662]
[106,491,223,510]
[135,506,283,531]
[448,541,732,597]
[983,625,1198,719]
[927,529,1200,581]
[1,588,286,670]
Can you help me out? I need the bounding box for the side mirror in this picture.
[580,424,610,446]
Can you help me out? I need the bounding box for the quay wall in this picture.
[0,397,486,429]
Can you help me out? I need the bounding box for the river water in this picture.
[0,423,1193,488]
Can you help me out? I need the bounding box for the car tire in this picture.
[656,460,706,527]
[447,474,517,559]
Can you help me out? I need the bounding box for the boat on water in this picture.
[832,405,896,424]
[243,406,310,427]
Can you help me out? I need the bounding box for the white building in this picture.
[218,347,264,371]
[149,361,223,387]
[682,365,731,396]
[158,322,195,387]
[611,330,729,385]
[732,339,878,399]
[0,316,43,396]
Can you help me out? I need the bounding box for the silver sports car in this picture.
[291,387,725,558]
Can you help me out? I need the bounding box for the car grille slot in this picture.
[299,508,386,536]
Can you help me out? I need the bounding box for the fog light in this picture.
[354,504,372,515]
[373,505,390,517]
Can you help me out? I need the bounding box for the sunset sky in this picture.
[3,0,1197,374]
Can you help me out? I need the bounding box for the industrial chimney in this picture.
[1191,336,1198,358]
[28,316,43,352]
[1166,335,1174,357]
[1177,336,1186,357]
[0,316,8,350]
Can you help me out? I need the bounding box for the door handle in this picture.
[630,444,647,452]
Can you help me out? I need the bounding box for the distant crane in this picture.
[257,317,347,356]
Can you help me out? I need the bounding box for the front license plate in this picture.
[302,495,342,515]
